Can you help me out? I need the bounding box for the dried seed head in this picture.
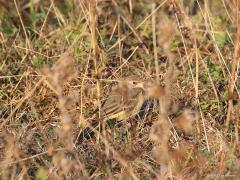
[158,16,177,50]
[174,109,198,135]
[149,114,171,144]
[144,82,165,99]
[43,51,77,92]
[150,115,171,165]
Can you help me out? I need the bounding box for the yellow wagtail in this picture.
[101,79,145,121]
[79,78,147,141]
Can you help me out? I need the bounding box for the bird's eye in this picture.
[132,81,137,85]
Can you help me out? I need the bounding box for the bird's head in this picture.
[125,76,145,89]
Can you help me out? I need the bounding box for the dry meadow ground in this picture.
[0,0,240,179]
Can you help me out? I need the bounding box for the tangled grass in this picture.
[0,0,240,179]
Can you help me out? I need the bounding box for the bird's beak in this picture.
[134,82,145,89]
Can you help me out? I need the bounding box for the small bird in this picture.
[78,78,151,141]
[101,79,145,121]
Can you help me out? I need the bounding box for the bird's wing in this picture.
[103,87,144,119]
[101,94,126,120]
